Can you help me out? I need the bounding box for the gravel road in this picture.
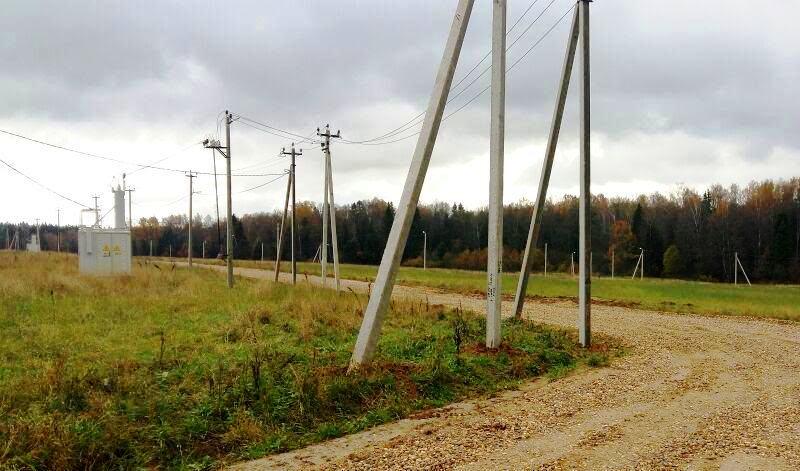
[183,263,800,470]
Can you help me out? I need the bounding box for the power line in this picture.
[237,171,289,194]
[337,2,576,147]
[340,0,562,145]
[0,128,284,177]
[1,156,91,209]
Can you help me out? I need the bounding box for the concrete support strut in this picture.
[321,146,329,288]
[326,149,341,292]
[274,172,292,282]
[512,7,580,319]
[349,0,475,368]
[577,0,591,347]
[486,0,507,349]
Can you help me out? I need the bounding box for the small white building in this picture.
[78,185,132,275]
[26,233,41,252]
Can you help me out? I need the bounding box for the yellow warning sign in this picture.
[102,244,111,257]
[112,244,121,255]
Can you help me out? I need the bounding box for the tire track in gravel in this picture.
[180,262,800,470]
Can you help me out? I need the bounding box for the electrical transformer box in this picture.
[78,227,132,275]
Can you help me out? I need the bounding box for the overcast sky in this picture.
[1,0,798,226]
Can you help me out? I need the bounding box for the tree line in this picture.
[3,178,799,283]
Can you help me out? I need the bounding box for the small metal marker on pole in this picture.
[281,143,303,285]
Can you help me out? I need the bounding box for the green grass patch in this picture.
[180,257,800,321]
[0,252,614,469]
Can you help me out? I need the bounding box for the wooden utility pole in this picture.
[350,0,475,368]
[186,171,197,267]
[281,144,302,285]
[318,124,342,292]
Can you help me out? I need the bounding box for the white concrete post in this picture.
[225,111,234,288]
[423,231,427,270]
[274,171,292,282]
[321,140,330,287]
[350,0,475,368]
[512,7,580,318]
[486,0,507,349]
[326,150,341,292]
[578,0,591,347]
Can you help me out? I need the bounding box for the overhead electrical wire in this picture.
[236,172,289,194]
[1,156,91,209]
[334,1,576,147]
[0,128,284,177]
[339,0,561,145]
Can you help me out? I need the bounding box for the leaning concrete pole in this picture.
[225,111,234,288]
[274,171,292,282]
[326,151,341,292]
[512,7,580,319]
[577,0,591,347]
[486,0,507,348]
[350,0,475,368]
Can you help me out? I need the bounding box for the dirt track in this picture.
[183,262,800,470]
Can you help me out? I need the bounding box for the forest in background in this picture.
[3,178,799,283]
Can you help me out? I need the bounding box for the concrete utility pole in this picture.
[261,243,264,262]
[486,0,507,349]
[202,240,206,259]
[350,0,475,368]
[512,6,580,318]
[544,242,548,277]
[186,171,197,268]
[735,252,752,286]
[123,173,135,230]
[632,248,644,280]
[422,230,427,270]
[57,209,61,253]
[203,111,235,288]
[318,124,342,292]
[571,252,575,276]
[150,240,153,257]
[281,144,302,285]
[274,169,293,283]
[92,195,100,226]
[577,0,592,347]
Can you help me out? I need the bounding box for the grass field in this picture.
[0,252,614,469]
[176,257,800,321]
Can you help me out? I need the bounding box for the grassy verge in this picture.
[171,257,800,321]
[0,252,615,469]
